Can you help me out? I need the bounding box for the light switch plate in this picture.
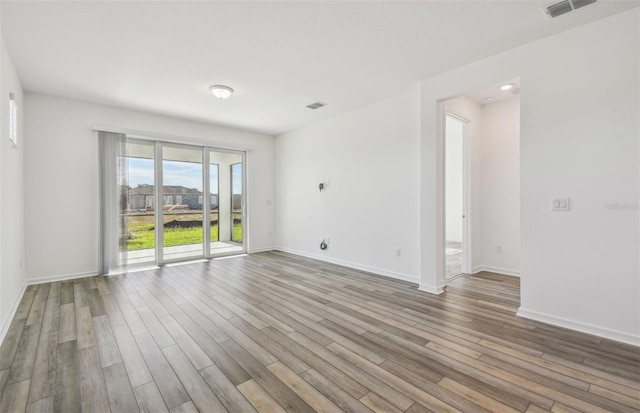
[552,197,570,211]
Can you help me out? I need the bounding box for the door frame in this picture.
[444,112,472,278]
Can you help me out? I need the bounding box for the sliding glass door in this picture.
[112,139,245,269]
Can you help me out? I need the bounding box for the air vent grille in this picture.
[545,0,596,18]
[547,0,572,17]
[306,101,327,109]
[571,0,596,9]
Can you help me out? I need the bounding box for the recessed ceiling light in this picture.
[500,83,514,91]
[209,85,234,99]
[485,97,495,102]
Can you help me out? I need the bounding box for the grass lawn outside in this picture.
[124,214,242,251]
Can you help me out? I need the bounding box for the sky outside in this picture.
[126,158,243,194]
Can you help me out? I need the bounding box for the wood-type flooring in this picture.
[0,251,638,412]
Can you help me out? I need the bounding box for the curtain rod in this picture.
[92,125,254,152]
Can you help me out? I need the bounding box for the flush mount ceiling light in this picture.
[500,83,514,91]
[484,97,495,102]
[209,85,234,99]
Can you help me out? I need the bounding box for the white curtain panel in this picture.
[99,131,127,275]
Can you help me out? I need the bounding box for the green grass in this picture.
[123,214,242,250]
[232,224,242,242]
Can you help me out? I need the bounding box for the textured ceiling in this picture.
[1,1,637,135]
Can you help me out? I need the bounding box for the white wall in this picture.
[479,97,520,275]
[0,36,26,339]
[420,9,639,344]
[276,88,421,282]
[445,116,463,243]
[24,93,275,282]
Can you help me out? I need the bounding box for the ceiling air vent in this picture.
[546,0,572,17]
[306,101,327,110]
[545,0,596,18]
[571,0,597,10]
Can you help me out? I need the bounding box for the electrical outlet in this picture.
[496,244,503,253]
[325,237,330,245]
[395,248,401,257]
[552,197,570,211]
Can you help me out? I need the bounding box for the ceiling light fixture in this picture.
[500,83,514,91]
[209,85,234,99]
[484,97,495,102]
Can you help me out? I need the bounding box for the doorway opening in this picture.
[440,79,521,287]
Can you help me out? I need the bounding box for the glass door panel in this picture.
[121,141,156,266]
[162,145,204,261]
[231,162,243,243]
[209,151,244,256]
[210,164,219,244]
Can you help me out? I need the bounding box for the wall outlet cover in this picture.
[552,197,570,211]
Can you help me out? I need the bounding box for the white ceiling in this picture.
[1,1,637,136]
[467,78,521,105]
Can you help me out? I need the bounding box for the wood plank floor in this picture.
[0,251,638,412]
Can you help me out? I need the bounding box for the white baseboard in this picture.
[473,265,520,277]
[517,307,640,347]
[0,281,27,346]
[248,246,276,254]
[418,283,445,295]
[27,270,99,285]
[276,247,419,284]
